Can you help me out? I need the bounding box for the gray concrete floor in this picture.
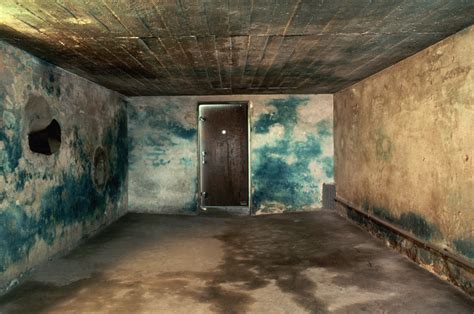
[1,210,473,313]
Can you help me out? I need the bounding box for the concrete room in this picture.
[0,1,473,313]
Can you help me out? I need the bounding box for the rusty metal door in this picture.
[199,103,249,208]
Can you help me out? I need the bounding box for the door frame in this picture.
[196,101,251,215]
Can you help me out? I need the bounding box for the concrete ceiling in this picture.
[0,1,473,96]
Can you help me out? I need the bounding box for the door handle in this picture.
[201,151,206,164]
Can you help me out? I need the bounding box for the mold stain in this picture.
[453,238,474,259]
[253,97,300,135]
[128,103,198,213]
[321,157,334,178]
[0,103,128,276]
[0,110,22,173]
[374,128,393,161]
[316,119,332,138]
[39,67,61,98]
[366,204,440,241]
[343,204,473,294]
[252,97,332,213]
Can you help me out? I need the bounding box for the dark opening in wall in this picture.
[28,119,61,155]
[93,147,108,191]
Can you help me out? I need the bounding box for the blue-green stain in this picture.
[183,181,198,213]
[0,110,22,173]
[369,205,439,241]
[37,64,62,98]
[375,128,393,161]
[372,206,396,223]
[0,204,34,272]
[252,154,318,210]
[345,203,472,293]
[321,156,333,178]
[103,105,128,204]
[346,206,400,244]
[152,159,170,167]
[294,135,323,157]
[128,103,199,212]
[253,96,306,134]
[453,238,474,259]
[15,170,31,191]
[0,106,127,273]
[167,122,196,140]
[180,157,193,167]
[398,213,439,240]
[141,105,196,141]
[252,97,331,211]
[0,167,109,272]
[129,105,196,170]
[316,119,332,137]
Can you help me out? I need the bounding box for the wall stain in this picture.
[0,110,22,173]
[453,238,474,259]
[128,95,333,215]
[339,203,474,296]
[252,96,333,213]
[0,41,127,293]
[253,97,301,135]
[374,128,393,161]
[364,204,440,241]
[334,28,474,284]
[0,108,128,274]
[128,102,198,214]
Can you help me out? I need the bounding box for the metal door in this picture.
[199,103,249,208]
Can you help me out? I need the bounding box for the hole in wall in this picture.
[93,146,108,191]
[28,119,61,155]
[24,95,61,156]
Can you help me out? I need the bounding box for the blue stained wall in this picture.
[0,41,128,293]
[128,99,198,214]
[128,95,333,215]
[251,95,334,214]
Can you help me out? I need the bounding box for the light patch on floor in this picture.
[303,267,398,312]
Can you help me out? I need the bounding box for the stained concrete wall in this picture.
[334,26,473,262]
[128,95,333,215]
[0,41,128,294]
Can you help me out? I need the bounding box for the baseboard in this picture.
[334,195,474,297]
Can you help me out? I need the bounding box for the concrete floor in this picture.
[1,210,473,313]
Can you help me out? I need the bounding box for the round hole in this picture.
[28,119,61,155]
[24,95,61,156]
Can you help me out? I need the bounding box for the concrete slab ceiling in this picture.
[0,0,473,96]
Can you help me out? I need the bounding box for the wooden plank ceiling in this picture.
[0,0,473,96]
